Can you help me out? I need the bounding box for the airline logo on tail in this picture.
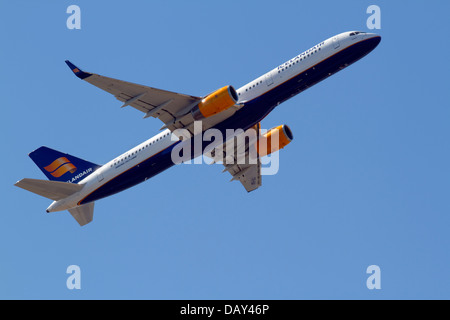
[44,157,77,178]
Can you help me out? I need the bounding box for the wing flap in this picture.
[205,123,262,192]
[227,161,262,192]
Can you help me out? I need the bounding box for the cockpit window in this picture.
[350,31,367,36]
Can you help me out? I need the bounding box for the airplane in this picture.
[15,31,381,226]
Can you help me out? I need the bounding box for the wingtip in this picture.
[65,60,76,69]
[65,60,92,79]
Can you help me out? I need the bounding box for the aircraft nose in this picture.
[364,33,381,49]
[372,34,381,46]
[366,32,381,41]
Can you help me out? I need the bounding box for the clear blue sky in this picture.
[1,0,449,299]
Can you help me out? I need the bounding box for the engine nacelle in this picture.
[257,124,293,157]
[191,85,238,120]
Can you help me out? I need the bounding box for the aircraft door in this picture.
[333,36,340,49]
[265,73,273,86]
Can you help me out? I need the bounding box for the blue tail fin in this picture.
[29,146,101,183]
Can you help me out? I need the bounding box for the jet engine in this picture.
[257,124,293,157]
[191,85,238,120]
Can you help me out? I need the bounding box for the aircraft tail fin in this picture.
[68,202,95,226]
[14,178,84,201]
[29,146,101,183]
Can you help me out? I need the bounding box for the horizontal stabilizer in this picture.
[14,178,83,201]
[69,202,94,226]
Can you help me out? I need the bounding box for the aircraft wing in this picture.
[224,158,262,192]
[65,60,202,132]
[205,123,262,192]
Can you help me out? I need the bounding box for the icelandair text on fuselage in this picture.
[66,167,92,183]
[180,304,269,317]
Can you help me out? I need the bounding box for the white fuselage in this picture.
[47,31,380,213]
